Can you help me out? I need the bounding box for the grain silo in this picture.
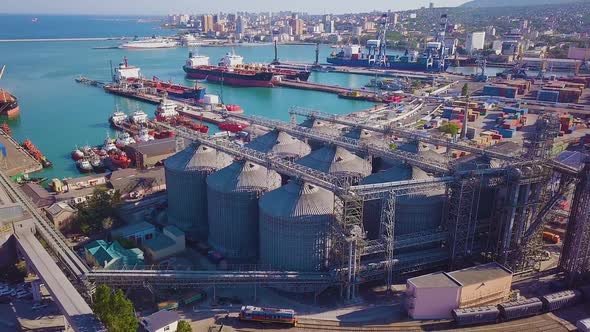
[296,145,372,183]
[207,161,282,261]
[360,163,445,240]
[246,130,311,160]
[259,181,334,272]
[299,118,342,149]
[165,143,233,240]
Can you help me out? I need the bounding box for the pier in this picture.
[0,130,43,176]
[0,37,128,43]
[275,79,354,94]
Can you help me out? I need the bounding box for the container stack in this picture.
[495,107,528,138]
[537,81,584,103]
[559,114,575,135]
[483,85,519,99]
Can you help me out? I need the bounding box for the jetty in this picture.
[0,130,43,176]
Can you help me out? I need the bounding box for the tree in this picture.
[102,217,114,231]
[439,123,461,137]
[177,320,193,332]
[461,83,469,97]
[92,285,138,332]
[74,188,121,235]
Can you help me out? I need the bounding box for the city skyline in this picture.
[1,0,470,15]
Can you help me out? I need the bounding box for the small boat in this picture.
[1,123,11,135]
[130,110,148,124]
[135,127,154,143]
[218,120,249,133]
[109,111,128,126]
[115,132,136,148]
[103,135,117,152]
[225,104,244,114]
[71,148,84,161]
[108,150,132,169]
[77,159,93,173]
[90,156,105,172]
[21,139,52,168]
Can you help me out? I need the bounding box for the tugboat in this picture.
[90,156,105,172]
[135,127,154,143]
[115,132,136,148]
[109,110,128,126]
[77,159,93,173]
[155,99,179,121]
[225,104,244,114]
[0,66,20,118]
[71,147,84,161]
[218,120,249,133]
[108,150,132,169]
[130,110,148,125]
[103,135,117,152]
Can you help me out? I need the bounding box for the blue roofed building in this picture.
[111,221,156,245]
[84,240,144,269]
[143,225,185,263]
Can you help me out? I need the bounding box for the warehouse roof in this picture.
[447,262,512,286]
[408,272,461,288]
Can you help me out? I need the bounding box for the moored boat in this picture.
[77,159,93,173]
[0,90,20,118]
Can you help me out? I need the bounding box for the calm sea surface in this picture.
[0,15,375,179]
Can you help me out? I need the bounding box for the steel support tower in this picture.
[560,159,590,284]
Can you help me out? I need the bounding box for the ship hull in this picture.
[326,57,449,72]
[183,66,274,87]
[0,91,20,118]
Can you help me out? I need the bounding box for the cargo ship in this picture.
[327,44,449,72]
[114,57,206,100]
[0,90,20,118]
[183,51,310,87]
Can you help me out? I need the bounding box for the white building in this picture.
[140,310,179,332]
[492,40,503,55]
[466,31,486,54]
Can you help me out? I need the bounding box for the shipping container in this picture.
[540,290,582,311]
[453,306,500,326]
[499,128,515,138]
[158,300,179,311]
[0,143,6,159]
[577,318,590,332]
[498,298,543,321]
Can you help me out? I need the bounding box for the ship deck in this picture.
[0,130,43,176]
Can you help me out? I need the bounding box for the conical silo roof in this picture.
[300,118,341,137]
[260,181,335,218]
[296,145,372,178]
[246,130,311,160]
[343,127,372,141]
[207,160,282,193]
[164,143,233,172]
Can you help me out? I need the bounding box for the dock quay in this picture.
[275,79,354,94]
[0,130,43,176]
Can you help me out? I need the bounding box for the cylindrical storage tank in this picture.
[259,181,334,272]
[296,145,371,183]
[207,161,282,261]
[246,130,311,160]
[359,164,445,240]
[165,143,233,240]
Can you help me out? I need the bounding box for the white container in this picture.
[203,94,220,104]
[577,318,590,332]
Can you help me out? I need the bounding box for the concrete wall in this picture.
[458,274,512,308]
[406,281,460,319]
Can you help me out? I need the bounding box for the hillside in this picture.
[461,0,582,8]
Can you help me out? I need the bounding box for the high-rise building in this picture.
[391,12,399,26]
[202,15,214,33]
[236,16,246,34]
[466,31,486,54]
[326,20,335,33]
[429,2,434,8]
[290,18,305,36]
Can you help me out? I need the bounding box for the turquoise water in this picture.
[0,16,375,180]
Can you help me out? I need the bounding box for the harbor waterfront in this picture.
[0,17,377,180]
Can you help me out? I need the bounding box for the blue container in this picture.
[499,128,515,138]
[537,90,560,103]
[0,143,6,158]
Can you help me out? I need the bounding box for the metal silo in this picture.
[207,161,282,261]
[360,164,445,240]
[296,145,372,184]
[165,143,233,240]
[259,181,334,272]
[246,130,311,160]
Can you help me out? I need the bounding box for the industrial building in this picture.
[143,226,185,263]
[466,31,486,54]
[84,240,144,270]
[406,262,513,319]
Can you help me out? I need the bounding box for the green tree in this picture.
[177,320,193,332]
[102,217,114,231]
[461,83,469,97]
[440,123,461,137]
[92,285,138,332]
[74,188,121,235]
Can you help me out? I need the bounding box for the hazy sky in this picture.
[2,0,469,15]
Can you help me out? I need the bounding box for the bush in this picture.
[177,320,192,332]
[92,285,138,332]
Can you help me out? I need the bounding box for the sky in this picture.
[1,0,470,15]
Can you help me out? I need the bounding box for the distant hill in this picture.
[461,0,582,8]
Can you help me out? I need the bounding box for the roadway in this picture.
[16,234,104,332]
